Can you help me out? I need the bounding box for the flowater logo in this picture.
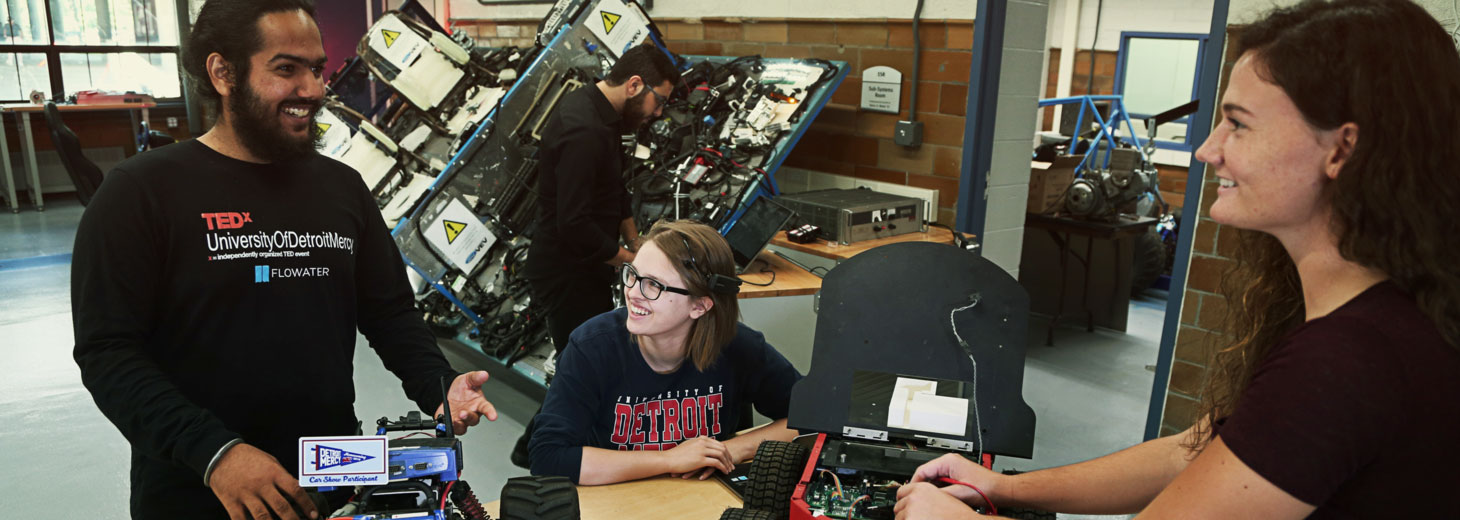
[201,212,252,230]
[252,265,331,283]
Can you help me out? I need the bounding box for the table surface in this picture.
[768,226,960,261]
[484,475,741,519]
[738,249,823,299]
[1,102,155,112]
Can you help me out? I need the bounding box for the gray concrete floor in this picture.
[0,196,1160,519]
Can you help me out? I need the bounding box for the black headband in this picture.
[678,234,741,296]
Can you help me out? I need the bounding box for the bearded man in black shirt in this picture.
[71,1,499,519]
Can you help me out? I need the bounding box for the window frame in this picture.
[1112,31,1209,153]
[1,0,184,103]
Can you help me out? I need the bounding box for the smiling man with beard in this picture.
[70,1,502,519]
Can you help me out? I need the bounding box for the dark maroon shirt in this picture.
[1218,281,1460,517]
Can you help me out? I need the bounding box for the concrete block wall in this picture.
[981,0,1051,277]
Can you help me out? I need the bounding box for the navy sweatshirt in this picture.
[529,308,802,482]
[70,140,458,515]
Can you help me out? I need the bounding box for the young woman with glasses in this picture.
[527,220,803,485]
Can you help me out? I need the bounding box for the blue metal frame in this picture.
[1037,95,1152,174]
[957,0,1007,239]
[1144,0,1229,441]
[1113,31,1209,153]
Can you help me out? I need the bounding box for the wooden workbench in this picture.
[737,249,824,299]
[736,227,964,300]
[768,226,960,261]
[485,475,741,519]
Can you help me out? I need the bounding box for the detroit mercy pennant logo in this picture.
[314,445,376,470]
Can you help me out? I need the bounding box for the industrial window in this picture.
[1113,32,1209,153]
[1,0,183,102]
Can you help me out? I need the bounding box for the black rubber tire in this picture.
[719,507,774,520]
[1131,229,1167,297]
[743,440,811,520]
[499,475,580,520]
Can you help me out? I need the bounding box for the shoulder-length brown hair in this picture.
[1190,0,1460,449]
[637,220,741,372]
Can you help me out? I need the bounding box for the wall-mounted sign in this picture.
[860,66,903,114]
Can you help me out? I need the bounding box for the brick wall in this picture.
[451,20,539,48]
[1159,27,1243,436]
[454,18,974,226]
[1038,48,1117,132]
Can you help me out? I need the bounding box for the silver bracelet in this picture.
[203,438,245,487]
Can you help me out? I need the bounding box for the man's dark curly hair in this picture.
[181,0,318,104]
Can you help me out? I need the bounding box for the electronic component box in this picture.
[775,189,925,245]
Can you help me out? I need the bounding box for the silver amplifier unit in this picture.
[776,188,927,245]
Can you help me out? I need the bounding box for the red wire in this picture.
[441,480,456,513]
[936,477,997,515]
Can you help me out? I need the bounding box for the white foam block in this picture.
[906,393,969,437]
[887,387,911,429]
[887,377,940,430]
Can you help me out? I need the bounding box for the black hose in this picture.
[1086,0,1104,94]
[910,0,925,122]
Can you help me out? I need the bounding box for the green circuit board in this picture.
[804,474,900,520]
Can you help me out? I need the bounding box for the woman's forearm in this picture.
[578,446,668,486]
[998,428,1197,514]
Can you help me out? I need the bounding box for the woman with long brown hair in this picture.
[894,1,1460,517]
[528,220,802,485]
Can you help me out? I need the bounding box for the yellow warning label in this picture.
[315,122,332,135]
[443,220,467,244]
[382,29,401,48]
[601,11,621,34]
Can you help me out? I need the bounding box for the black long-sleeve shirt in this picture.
[524,86,632,278]
[71,140,458,512]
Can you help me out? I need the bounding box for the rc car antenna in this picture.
[438,375,455,439]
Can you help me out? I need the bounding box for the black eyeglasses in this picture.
[622,264,691,300]
[646,86,669,109]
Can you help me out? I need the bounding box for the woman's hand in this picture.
[660,437,735,479]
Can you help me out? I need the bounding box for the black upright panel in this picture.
[788,242,1037,458]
